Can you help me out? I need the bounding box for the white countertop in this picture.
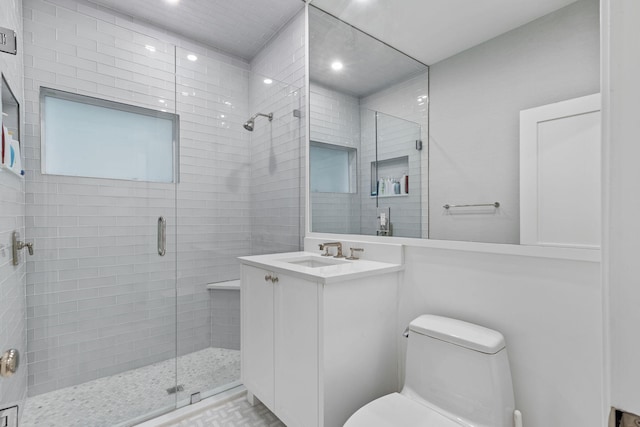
[238,251,403,284]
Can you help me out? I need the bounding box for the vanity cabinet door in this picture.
[274,274,319,427]
[241,265,275,410]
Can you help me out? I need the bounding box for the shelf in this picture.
[370,155,410,197]
[206,279,241,291]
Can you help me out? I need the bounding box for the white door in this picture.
[520,93,601,248]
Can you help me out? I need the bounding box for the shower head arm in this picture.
[250,112,273,122]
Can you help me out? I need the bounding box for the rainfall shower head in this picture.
[243,112,273,131]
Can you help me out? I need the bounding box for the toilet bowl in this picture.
[344,315,517,427]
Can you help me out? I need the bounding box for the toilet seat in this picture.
[343,393,464,427]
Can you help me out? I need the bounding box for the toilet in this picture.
[344,315,519,427]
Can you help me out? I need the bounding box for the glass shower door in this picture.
[371,111,423,238]
[17,27,180,427]
[174,48,304,406]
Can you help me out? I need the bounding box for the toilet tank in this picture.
[402,315,515,427]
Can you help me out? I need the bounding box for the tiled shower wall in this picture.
[308,72,428,238]
[22,0,253,395]
[249,10,305,255]
[0,0,27,411]
[358,110,423,238]
[175,46,251,358]
[360,73,429,238]
[309,82,361,234]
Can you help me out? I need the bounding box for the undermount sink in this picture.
[283,256,349,268]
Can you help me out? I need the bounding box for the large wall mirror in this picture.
[309,0,601,247]
[309,5,428,239]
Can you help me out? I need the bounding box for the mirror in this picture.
[309,5,428,238]
[309,0,601,247]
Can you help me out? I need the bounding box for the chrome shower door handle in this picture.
[158,216,166,256]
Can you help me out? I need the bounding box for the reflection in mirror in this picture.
[428,0,600,245]
[309,5,428,238]
[309,0,600,247]
[310,141,356,194]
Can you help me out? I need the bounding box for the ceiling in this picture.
[309,0,580,65]
[88,0,305,60]
[309,6,426,97]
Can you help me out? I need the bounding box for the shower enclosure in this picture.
[0,2,303,426]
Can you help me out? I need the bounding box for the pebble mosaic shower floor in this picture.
[21,347,240,427]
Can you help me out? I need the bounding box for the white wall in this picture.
[604,0,640,416]
[428,0,600,244]
[305,235,604,427]
[400,247,603,427]
[0,0,26,412]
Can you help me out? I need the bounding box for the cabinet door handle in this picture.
[271,276,279,283]
[265,274,273,282]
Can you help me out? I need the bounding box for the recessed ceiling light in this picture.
[166,0,179,5]
[264,78,273,85]
[187,54,198,61]
[331,61,343,71]
[159,99,166,104]
[181,91,189,97]
[145,45,156,52]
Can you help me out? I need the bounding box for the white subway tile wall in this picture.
[24,0,182,396]
[22,0,305,398]
[249,10,305,255]
[21,0,303,397]
[0,0,27,411]
[309,82,361,234]
[361,111,422,238]
[360,73,429,238]
[309,72,428,237]
[210,290,240,350]
[175,45,251,362]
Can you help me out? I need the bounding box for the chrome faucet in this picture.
[318,242,345,258]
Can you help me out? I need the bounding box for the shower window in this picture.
[40,87,179,183]
[310,141,357,193]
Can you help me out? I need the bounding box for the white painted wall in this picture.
[399,247,603,427]
[603,0,640,416]
[428,0,600,244]
[304,236,604,427]
[0,0,26,412]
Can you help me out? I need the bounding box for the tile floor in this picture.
[165,396,284,427]
[21,347,240,427]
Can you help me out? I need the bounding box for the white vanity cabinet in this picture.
[240,255,401,427]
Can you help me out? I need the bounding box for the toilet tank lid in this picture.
[409,315,506,354]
